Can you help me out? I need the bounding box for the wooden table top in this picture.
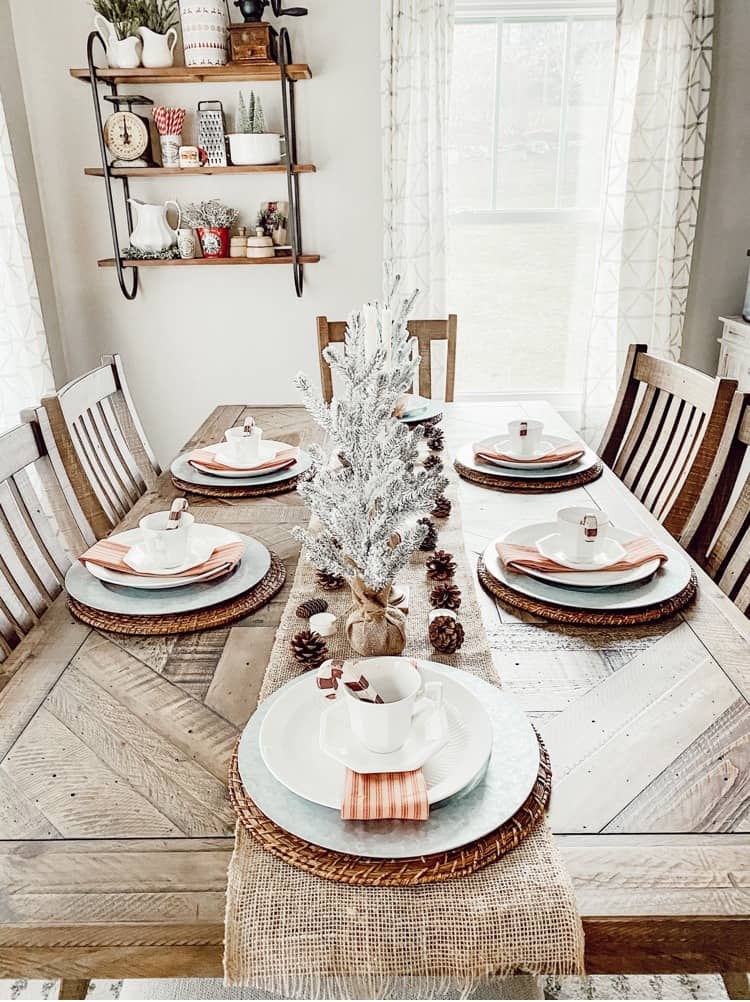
[0,401,748,982]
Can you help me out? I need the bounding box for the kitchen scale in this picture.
[102,94,157,168]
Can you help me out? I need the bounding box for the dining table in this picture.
[0,400,748,999]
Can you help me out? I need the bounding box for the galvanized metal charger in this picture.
[228,731,550,887]
[171,474,300,499]
[478,555,698,626]
[454,457,603,493]
[68,551,286,636]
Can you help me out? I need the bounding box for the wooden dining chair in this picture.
[0,412,95,660]
[39,354,161,540]
[681,391,750,614]
[316,315,458,404]
[598,344,737,539]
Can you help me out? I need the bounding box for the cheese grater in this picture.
[197,101,228,167]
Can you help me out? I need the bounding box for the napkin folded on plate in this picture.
[80,539,245,578]
[188,446,298,474]
[393,394,423,419]
[495,537,669,576]
[342,768,429,821]
[474,440,586,465]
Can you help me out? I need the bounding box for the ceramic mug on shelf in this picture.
[139,510,194,569]
[338,657,443,754]
[507,418,543,458]
[179,0,229,66]
[224,424,263,466]
[557,506,611,563]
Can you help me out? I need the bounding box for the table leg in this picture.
[722,973,750,999]
[58,979,91,1000]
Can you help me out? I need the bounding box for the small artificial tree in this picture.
[236,92,268,134]
[293,272,448,654]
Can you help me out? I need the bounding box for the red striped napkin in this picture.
[475,440,585,465]
[342,769,429,821]
[495,537,669,576]
[80,539,245,578]
[188,446,298,474]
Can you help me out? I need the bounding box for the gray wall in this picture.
[0,0,65,383]
[682,0,750,374]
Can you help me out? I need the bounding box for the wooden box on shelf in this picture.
[229,23,278,66]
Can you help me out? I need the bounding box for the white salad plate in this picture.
[83,525,244,591]
[399,397,443,425]
[536,532,627,570]
[456,439,599,482]
[238,663,540,859]
[171,444,312,489]
[484,529,691,606]
[498,523,659,590]
[191,439,296,479]
[319,696,450,774]
[483,434,582,471]
[257,663,494,810]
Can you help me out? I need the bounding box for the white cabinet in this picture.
[717,316,750,387]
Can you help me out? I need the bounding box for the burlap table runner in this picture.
[224,466,585,995]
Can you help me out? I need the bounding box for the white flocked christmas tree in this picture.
[293,274,448,604]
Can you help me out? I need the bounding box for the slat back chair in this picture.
[40,354,161,539]
[0,412,95,660]
[316,315,458,404]
[682,392,750,614]
[598,344,738,539]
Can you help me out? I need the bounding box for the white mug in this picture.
[138,510,194,568]
[557,506,610,563]
[508,418,543,458]
[339,657,443,754]
[224,424,263,466]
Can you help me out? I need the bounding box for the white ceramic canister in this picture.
[179,0,229,67]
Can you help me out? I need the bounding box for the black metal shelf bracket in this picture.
[279,28,304,298]
[86,31,138,301]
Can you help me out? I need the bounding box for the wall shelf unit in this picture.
[72,31,316,300]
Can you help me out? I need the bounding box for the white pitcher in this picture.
[128,199,180,253]
[94,14,142,68]
[138,26,179,68]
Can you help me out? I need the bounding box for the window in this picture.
[448,1,615,401]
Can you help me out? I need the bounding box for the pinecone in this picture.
[316,569,345,591]
[423,453,443,472]
[426,427,444,452]
[290,630,329,669]
[425,549,457,582]
[431,495,452,519]
[296,597,329,619]
[429,615,465,654]
[418,517,439,552]
[430,583,462,611]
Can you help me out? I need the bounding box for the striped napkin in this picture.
[188,446,298,474]
[342,769,429,821]
[495,537,669,576]
[80,539,245,578]
[474,440,585,465]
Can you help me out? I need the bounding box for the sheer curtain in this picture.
[581,0,714,440]
[381,0,455,314]
[0,89,52,432]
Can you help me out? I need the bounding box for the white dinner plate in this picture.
[483,530,691,607]
[319,696,450,774]
[83,525,244,591]
[171,446,312,489]
[257,663,494,810]
[399,398,444,425]
[455,439,599,481]
[497,523,660,590]
[190,439,296,479]
[536,532,627,570]
[481,434,583,471]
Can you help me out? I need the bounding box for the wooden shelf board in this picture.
[84,164,316,177]
[70,64,311,84]
[98,254,320,268]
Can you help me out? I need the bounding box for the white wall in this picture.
[8,0,383,462]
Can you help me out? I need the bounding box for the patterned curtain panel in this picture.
[0,90,52,432]
[381,0,455,313]
[581,0,714,441]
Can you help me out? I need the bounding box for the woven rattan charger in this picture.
[228,732,551,887]
[171,474,300,500]
[454,458,603,493]
[478,556,698,626]
[69,551,286,636]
